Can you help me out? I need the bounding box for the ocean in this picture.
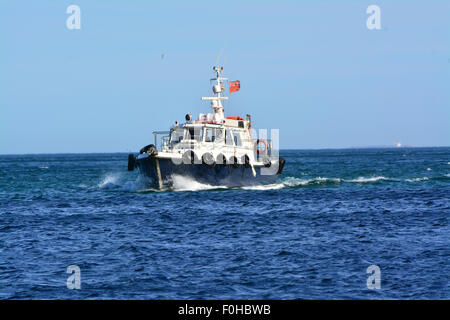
[0,148,449,299]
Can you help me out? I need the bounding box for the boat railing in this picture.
[161,135,170,151]
[152,131,170,151]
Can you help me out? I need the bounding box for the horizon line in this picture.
[1,145,449,156]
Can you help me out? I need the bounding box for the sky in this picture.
[0,0,449,154]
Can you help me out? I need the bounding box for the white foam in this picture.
[311,177,341,184]
[345,176,389,183]
[279,176,341,188]
[405,177,429,182]
[97,171,153,192]
[97,172,405,193]
[171,175,227,191]
[242,183,285,190]
[427,168,432,171]
[282,177,310,186]
[98,174,120,189]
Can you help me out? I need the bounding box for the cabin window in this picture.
[204,128,215,142]
[170,128,184,144]
[225,130,234,146]
[233,131,242,146]
[215,129,224,144]
[186,127,203,142]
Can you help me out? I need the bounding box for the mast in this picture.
[201,66,228,121]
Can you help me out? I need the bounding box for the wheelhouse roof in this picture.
[180,122,247,130]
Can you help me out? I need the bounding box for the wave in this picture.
[241,176,392,190]
[274,176,342,188]
[98,173,149,192]
[344,176,391,183]
[96,171,448,193]
[98,174,120,189]
[171,175,227,192]
[292,176,340,185]
[404,175,449,182]
[242,183,285,191]
[405,177,429,182]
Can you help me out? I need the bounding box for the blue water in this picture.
[0,148,449,299]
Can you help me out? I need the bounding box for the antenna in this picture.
[222,49,226,70]
[215,48,224,67]
[215,45,226,69]
[216,52,221,67]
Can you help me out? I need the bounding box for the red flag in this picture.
[229,80,240,93]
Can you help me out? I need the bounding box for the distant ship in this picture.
[127,66,285,189]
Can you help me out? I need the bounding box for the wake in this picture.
[94,172,448,193]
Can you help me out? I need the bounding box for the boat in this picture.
[127,66,285,189]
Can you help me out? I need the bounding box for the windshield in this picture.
[170,127,203,146]
[186,127,203,142]
[170,128,185,145]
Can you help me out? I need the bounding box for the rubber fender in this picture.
[139,144,156,155]
[277,157,286,174]
[182,150,199,165]
[229,156,239,169]
[216,153,227,166]
[202,153,215,167]
[127,154,135,171]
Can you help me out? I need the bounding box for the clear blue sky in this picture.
[1,0,449,153]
